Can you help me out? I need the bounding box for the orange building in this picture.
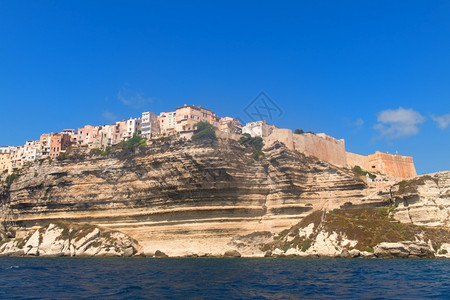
[175,105,219,132]
[49,133,71,159]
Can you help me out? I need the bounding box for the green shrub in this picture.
[128,133,147,148]
[57,147,72,161]
[240,133,264,160]
[352,166,365,176]
[352,165,377,180]
[301,239,312,252]
[5,173,19,185]
[116,133,147,149]
[192,122,217,141]
[90,148,102,156]
[252,149,264,160]
[101,147,111,156]
[294,129,304,134]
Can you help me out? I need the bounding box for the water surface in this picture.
[1,257,449,299]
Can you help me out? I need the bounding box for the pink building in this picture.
[49,133,71,159]
[77,125,101,148]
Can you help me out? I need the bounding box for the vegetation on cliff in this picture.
[352,165,376,180]
[239,133,264,160]
[117,133,147,149]
[192,122,217,141]
[395,175,439,195]
[266,207,450,254]
[4,173,19,185]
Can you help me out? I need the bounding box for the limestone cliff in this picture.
[0,222,138,257]
[391,172,450,226]
[263,206,450,258]
[260,172,450,258]
[0,138,370,256]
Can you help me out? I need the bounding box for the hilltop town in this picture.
[0,104,416,180]
[1,104,449,259]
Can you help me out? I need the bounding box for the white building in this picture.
[123,117,142,140]
[242,121,276,138]
[0,146,15,154]
[159,111,177,135]
[24,140,41,162]
[141,112,160,138]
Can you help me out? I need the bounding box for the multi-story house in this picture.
[62,129,78,145]
[122,117,142,140]
[0,152,12,174]
[116,120,128,139]
[218,117,243,134]
[159,111,177,135]
[175,105,219,132]
[0,146,15,174]
[39,134,52,157]
[10,146,25,170]
[24,140,41,162]
[77,125,101,147]
[97,124,123,148]
[141,112,160,138]
[49,133,71,159]
[0,146,15,154]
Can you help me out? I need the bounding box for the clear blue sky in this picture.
[1,1,449,175]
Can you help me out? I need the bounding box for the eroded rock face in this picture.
[223,250,241,257]
[392,172,450,226]
[1,139,369,256]
[261,206,450,258]
[374,242,434,258]
[0,222,138,257]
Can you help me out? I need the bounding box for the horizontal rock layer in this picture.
[392,172,450,226]
[1,139,370,256]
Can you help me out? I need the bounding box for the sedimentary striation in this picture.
[1,138,449,258]
[0,138,372,256]
[391,172,450,227]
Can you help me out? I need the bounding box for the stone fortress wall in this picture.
[262,128,417,179]
[345,151,416,179]
[367,151,416,179]
[293,133,347,168]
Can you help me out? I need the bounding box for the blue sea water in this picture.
[0,258,449,299]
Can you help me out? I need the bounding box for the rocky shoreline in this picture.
[1,221,449,259]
